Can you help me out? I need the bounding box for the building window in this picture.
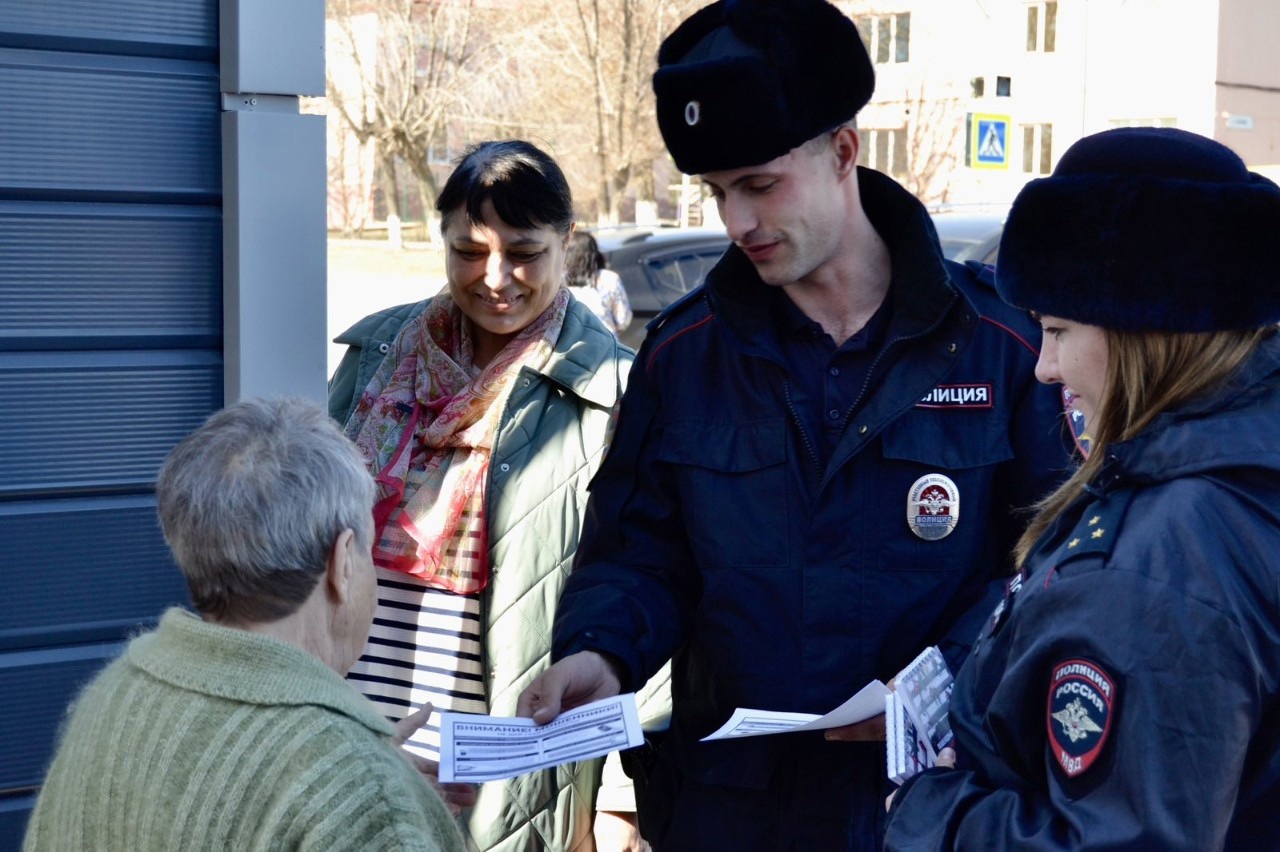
[426,136,456,166]
[894,13,910,62]
[1109,117,1178,128]
[1026,2,1057,52]
[855,13,911,64]
[1021,123,1053,174]
[971,77,985,98]
[996,76,1012,97]
[892,127,908,175]
[857,127,909,178]
[876,18,891,63]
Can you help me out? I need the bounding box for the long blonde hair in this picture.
[1013,325,1276,567]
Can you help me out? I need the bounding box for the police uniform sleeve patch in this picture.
[1047,658,1116,778]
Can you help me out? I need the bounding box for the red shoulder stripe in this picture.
[645,314,715,374]
[980,315,1039,357]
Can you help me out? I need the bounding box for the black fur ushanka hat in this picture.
[652,0,875,175]
[997,127,1280,332]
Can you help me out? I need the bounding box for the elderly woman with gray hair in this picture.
[24,398,466,852]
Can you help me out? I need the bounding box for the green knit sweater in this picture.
[24,608,465,852]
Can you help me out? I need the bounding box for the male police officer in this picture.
[519,1,1071,848]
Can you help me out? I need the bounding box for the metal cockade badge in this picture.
[907,473,960,541]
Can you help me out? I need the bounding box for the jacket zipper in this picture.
[783,379,823,478]
[836,291,960,440]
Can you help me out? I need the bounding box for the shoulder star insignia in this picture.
[1091,528,1105,539]
[1067,538,1080,548]
[1088,515,1101,526]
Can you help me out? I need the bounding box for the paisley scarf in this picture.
[346,287,569,593]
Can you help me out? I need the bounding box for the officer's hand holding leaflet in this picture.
[887,747,957,812]
[825,674,901,743]
[519,650,623,725]
[824,714,887,742]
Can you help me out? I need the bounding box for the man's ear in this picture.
[832,125,860,178]
[326,528,358,605]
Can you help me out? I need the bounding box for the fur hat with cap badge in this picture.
[652,0,875,175]
[997,127,1280,332]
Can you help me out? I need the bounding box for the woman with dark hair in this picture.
[328,139,632,851]
[565,230,633,336]
[883,128,1280,850]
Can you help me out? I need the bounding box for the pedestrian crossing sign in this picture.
[969,114,1010,169]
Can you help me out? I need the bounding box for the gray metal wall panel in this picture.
[0,0,216,59]
[0,352,222,499]
[0,643,127,792]
[0,0,222,839]
[0,497,188,652]
[0,48,220,201]
[0,796,36,846]
[0,202,221,350]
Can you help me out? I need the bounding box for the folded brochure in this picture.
[700,680,889,741]
[439,694,644,783]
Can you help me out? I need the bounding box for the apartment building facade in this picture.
[845,0,1280,205]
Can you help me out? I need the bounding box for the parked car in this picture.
[928,206,1009,266]
[593,226,731,350]
[596,208,1009,348]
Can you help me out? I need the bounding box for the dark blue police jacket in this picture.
[885,334,1280,851]
[554,169,1072,851]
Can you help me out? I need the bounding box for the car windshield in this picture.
[929,209,1008,264]
[645,249,724,301]
[938,237,977,259]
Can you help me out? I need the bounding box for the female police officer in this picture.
[884,127,1280,850]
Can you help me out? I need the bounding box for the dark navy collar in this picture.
[704,167,957,360]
